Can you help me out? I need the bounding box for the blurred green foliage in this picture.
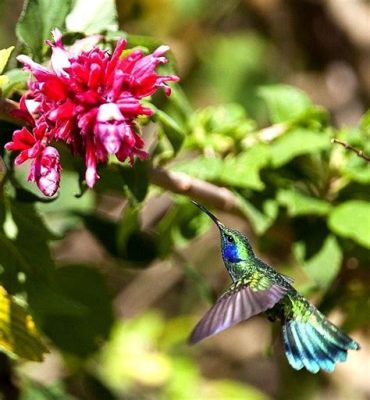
[0,0,369,399]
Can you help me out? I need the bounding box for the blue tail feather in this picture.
[289,321,320,373]
[282,313,359,373]
[282,324,304,370]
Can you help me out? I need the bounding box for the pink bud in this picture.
[32,147,61,197]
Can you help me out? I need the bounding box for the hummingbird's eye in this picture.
[226,235,234,243]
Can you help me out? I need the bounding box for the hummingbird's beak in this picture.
[191,200,224,228]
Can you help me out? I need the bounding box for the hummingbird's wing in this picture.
[189,274,288,344]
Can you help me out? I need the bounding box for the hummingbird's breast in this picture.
[224,259,254,282]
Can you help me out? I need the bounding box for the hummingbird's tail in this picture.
[282,306,360,374]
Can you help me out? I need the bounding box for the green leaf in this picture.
[1,68,30,97]
[238,198,277,235]
[188,104,255,152]
[0,233,28,292]
[66,0,118,34]
[258,84,313,123]
[299,236,342,289]
[221,144,270,190]
[0,47,14,88]
[0,285,49,361]
[204,379,269,400]
[10,201,55,279]
[329,201,370,248]
[171,157,223,182]
[116,206,157,264]
[277,189,331,217]
[82,211,157,264]
[119,160,149,202]
[0,47,14,74]
[42,266,113,357]
[116,206,140,258]
[199,33,269,115]
[35,170,95,235]
[16,0,73,60]
[270,128,329,167]
[21,380,78,400]
[155,109,186,154]
[156,201,211,256]
[359,110,370,135]
[172,145,270,191]
[343,155,370,184]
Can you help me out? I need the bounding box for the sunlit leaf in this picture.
[171,157,223,182]
[258,84,313,123]
[299,236,342,289]
[221,144,270,190]
[329,201,370,248]
[172,145,270,190]
[0,285,48,361]
[277,189,331,217]
[100,314,171,390]
[1,68,29,98]
[66,0,118,34]
[270,128,329,167]
[0,47,14,88]
[203,379,269,400]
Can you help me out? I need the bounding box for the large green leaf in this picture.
[258,84,313,123]
[298,236,342,289]
[66,0,117,34]
[221,144,270,190]
[42,266,113,357]
[16,0,73,60]
[171,157,223,182]
[270,128,329,167]
[172,144,270,190]
[329,201,370,248]
[277,189,331,217]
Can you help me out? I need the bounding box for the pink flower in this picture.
[6,29,179,195]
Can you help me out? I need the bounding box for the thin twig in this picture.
[149,167,244,216]
[331,138,370,162]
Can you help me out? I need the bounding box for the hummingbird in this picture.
[189,201,360,373]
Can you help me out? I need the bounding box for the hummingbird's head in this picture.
[192,201,254,263]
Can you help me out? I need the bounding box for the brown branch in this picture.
[331,138,370,162]
[149,167,244,216]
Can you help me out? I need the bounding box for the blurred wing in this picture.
[189,280,287,344]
